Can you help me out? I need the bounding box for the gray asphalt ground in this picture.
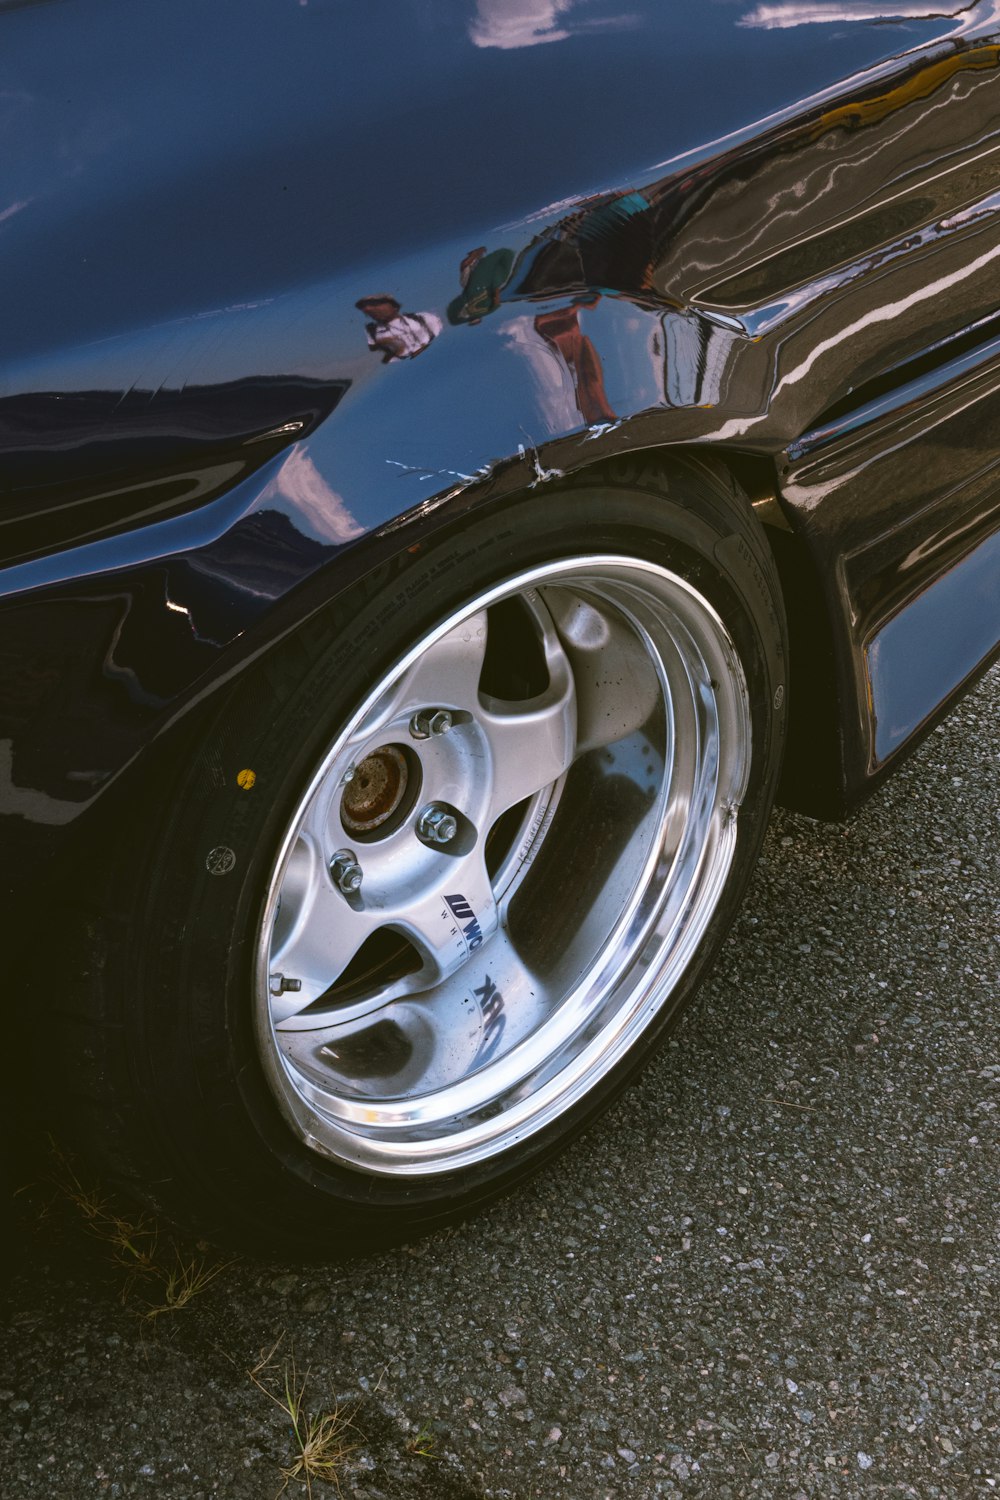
[2,664,998,1500]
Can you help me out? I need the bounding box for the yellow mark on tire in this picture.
[237,768,257,791]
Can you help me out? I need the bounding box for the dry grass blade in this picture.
[142,1250,234,1321]
[50,1142,233,1315]
[405,1423,438,1460]
[249,1339,362,1498]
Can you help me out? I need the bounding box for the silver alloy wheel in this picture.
[255,556,751,1176]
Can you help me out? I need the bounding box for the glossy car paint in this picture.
[2,0,999,887]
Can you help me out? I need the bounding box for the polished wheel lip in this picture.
[254,554,751,1178]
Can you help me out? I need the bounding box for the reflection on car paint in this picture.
[533,300,616,426]
[468,0,639,52]
[355,296,443,363]
[448,247,516,325]
[661,311,741,410]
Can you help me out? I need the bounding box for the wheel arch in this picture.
[0,433,846,926]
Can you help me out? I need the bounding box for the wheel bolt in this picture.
[410,708,453,739]
[330,849,363,894]
[417,804,458,845]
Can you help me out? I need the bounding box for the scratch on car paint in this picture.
[376,458,496,535]
[582,419,625,441]
[386,459,480,483]
[518,434,565,487]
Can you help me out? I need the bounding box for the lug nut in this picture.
[330,849,364,894]
[417,804,458,845]
[410,708,454,739]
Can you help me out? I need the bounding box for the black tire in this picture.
[46,455,787,1256]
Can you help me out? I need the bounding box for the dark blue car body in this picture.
[2,0,999,891]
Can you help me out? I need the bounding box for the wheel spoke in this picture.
[542,586,661,754]
[394,852,499,980]
[268,868,380,1023]
[352,610,489,741]
[278,926,548,1098]
[274,847,499,1031]
[479,634,577,818]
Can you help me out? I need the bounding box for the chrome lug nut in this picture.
[330,849,364,894]
[417,804,458,845]
[409,707,454,739]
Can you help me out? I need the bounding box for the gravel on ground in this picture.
[2,664,998,1499]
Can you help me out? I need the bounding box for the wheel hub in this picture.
[340,744,413,836]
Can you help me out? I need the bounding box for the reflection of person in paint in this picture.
[447,246,515,325]
[356,295,443,363]
[533,299,615,426]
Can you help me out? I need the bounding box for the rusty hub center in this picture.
[341,744,412,834]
